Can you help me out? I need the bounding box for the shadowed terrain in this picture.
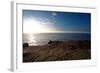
[23,40,91,62]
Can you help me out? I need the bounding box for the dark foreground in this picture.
[23,40,91,62]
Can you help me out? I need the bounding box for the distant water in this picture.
[23,33,91,46]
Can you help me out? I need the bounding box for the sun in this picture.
[23,19,50,33]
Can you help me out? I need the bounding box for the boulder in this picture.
[23,43,29,48]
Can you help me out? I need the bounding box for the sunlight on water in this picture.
[23,33,38,46]
[23,33,90,46]
[28,34,36,46]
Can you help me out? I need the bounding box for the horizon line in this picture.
[23,31,90,34]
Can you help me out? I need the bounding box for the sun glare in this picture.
[23,19,50,33]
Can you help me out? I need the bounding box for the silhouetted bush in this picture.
[23,43,29,48]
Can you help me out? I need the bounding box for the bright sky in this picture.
[23,10,91,33]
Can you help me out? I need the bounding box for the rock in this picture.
[48,40,62,45]
[48,40,52,44]
[23,43,29,48]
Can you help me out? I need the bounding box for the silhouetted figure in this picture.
[48,40,52,44]
[23,43,29,48]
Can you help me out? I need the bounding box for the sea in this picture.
[23,33,91,46]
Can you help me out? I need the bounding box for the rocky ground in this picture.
[23,40,91,62]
